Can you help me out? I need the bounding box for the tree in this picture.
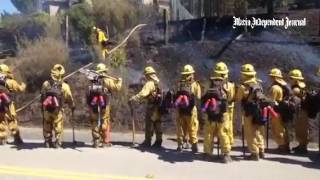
[11,0,38,14]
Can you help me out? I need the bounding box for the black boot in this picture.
[93,140,99,148]
[54,141,62,149]
[0,138,6,145]
[177,144,183,152]
[13,133,23,145]
[191,143,198,153]
[292,145,307,154]
[140,140,151,147]
[202,154,213,161]
[183,142,190,149]
[103,142,112,147]
[223,154,233,163]
[259,148,265,158]
[152,140,162,148]
[259,151,265,159]
[248,153,259,161]
[44,140,53,148]
[93,140,102,148]
[276,145,290,154]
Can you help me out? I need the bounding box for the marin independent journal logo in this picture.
[233,16,307,29]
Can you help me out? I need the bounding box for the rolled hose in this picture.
[0,93,11,104]
[201,98,217,112]
[175,95,189,108]
[90,95,106,107]
[261,106,279,123]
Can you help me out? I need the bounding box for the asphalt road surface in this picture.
[0,127,319,180]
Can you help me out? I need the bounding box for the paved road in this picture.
[0,127,319,180]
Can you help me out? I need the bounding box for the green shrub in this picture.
[67,3,95,43]
[1,12,50,40]
[109,47,127,68]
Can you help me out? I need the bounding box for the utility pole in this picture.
[267,0,274,18]
[244,0,248,33]
[319,9,320,36]
[65,0,72,48]
[163,9,169,45]
[201,17,207,42]
[199,0,204,17]
[153,0,159,12]
[66,15,69,48]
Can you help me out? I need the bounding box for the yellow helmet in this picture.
[214,62,229,74]
[96,63,108,73]
[0,64,11,74]
[181,64,195,75]
[269,68,283,78]
[317,67,320,77]
[51,64,65,81]
[289,69,304,80]
[51,64,65,75]
[241,64,256,76]
[144,66,156,75]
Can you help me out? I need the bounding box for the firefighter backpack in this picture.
[201,80,227,122]
[0,73,12,113]
[86,78,109,113]
[274,83,297,122]
[174,81,195,115]
[242,83,277,125]
[159,90,174,115]
[42,80,63,113]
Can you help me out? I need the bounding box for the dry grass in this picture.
[92,0,153,36]
[8,37,69,92]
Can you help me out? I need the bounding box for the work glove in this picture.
[117,77,122,82]
[20,82,26,90]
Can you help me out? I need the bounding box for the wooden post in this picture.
[65,0,71,48]
[65,15,69,48]
[267,0,274,18]
[164,9,169,45]
[319,9,320,36]
[153,0,159,11]
[201,18,207,42]
[244,0,248,33]
[199,0,204,17]
[190,0,194,15]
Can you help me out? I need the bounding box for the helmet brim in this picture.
[181,71,195,75]
[290,76,304,80]
[269,74,283,78]
[214,70,228,74]
[96,69,108,73]
[144,72,156,75]
[274,78,286,85]
[210,76,224,80]
[241,71,256,76]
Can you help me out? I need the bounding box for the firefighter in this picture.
[41,64,74,148]
[214,62,236,145]
[87,63,122,148]
[0,64,26,145]
[93,26,109,59]
[129,66,163,148]
[289,69,309,154]
[175,64,201,152]
[202,65,232,163]
[236,64,265,160]
[268,68,290,153]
